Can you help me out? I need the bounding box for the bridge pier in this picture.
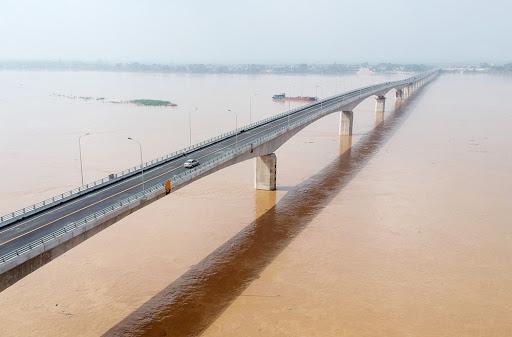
[396,89,403,101]
[340,135,352,154]
[255,153,277,190]
[339,110,354,136]
[375,95,386,124]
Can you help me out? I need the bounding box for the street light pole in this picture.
[249,93,258,124]
[188,110,191,146]
[188,107,197,147]
[227,109,238,145]
[288,101,291,129]
[127,137,144,192]
[316,85,323,112]
[78,132,90,186]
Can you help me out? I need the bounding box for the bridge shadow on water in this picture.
[104,93,425,337]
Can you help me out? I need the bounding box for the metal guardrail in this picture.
[0,70,439,229]
[0,90,343,265]
[0,82,349,228]
[0,130,246,227]
[0,183,165,264]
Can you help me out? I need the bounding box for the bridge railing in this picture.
[0,182,165,265]
[0,97,335,266]
[0,88,325,227]
[0,112,294,228]
[0,92,326,228]
[0,70,438,229]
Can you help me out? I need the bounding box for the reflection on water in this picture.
[339,135,352,155]
[103,93,419,337]
[254,190,277,219]
[0,71,402,337]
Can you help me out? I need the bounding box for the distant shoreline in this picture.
[0,61,431,75]
[2,61,510,75]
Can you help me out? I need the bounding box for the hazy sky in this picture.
[1,0,510,64]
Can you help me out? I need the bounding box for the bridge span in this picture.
[0,70,439,291]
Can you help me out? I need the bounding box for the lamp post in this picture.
[127,137,144,192]
[78,132,90,186]
[227,109,238,145]
[249,96,252,124]
[249,93,258,124]
[316,85,323,112]
[287,100,291,129]
[189,107,197,147]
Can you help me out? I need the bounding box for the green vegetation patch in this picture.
[129,99,177,107]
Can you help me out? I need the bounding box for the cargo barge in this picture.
[272,93,317,102]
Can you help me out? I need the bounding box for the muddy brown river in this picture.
[0,72,511,337]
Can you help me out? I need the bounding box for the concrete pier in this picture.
[375,95,386,124]
[396,89,403,101]
[339,110,354,136]
[255,153,277,190]
[340,135,353,154]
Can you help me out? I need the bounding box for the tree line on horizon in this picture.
[0,61,433,74]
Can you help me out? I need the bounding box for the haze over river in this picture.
[0,71,511,336]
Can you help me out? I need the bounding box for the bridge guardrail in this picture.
[0,97,334,266]
[0,85,339,228]
[0,100,314,228]
[0,70,438,229]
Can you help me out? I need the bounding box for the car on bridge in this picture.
[183,158,199,169]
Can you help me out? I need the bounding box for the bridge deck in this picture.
[0,70,438,264]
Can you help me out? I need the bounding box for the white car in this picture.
[183,158,199,169]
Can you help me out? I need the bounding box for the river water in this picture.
[0,72,511,337]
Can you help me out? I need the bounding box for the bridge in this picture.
[0,70,439,290]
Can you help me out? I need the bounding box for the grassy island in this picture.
[129,99,177,107]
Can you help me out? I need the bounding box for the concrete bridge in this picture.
[0,70,439,291]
